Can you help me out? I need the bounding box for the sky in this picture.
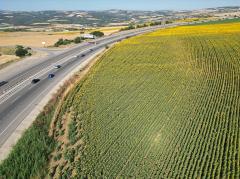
[1,0,240,11]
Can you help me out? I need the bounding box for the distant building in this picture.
[81,34,95,39]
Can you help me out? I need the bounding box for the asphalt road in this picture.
[0,23,182,147]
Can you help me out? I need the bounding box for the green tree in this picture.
[15,45,29,57]
[54,38,73,47]
[90,31,104,37]
[74,37,82,44]
[120,25,136,31]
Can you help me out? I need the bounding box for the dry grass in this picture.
[0,26,123,48]
[0,46,19,67]
[0,46,47,69]
[0,31,81,47]
[96,26,126,35]
[0,55,19,65]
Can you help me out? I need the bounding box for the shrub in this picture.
[15,45,29,57]
[136,23,148,28]
[150,21,162,26]
[90,31,104,37]
[121,25,136,31]
[54,38,73,47]
[74,37,82,44]
[165,20,172,24]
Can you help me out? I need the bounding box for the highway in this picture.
[0,23,182,149]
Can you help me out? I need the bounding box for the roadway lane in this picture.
[0,26,159,94]
[0,23,184,147]
[0,48,104,146]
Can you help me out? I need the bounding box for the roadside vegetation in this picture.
[90,31,104,37]
[121,21,172,31]
[54,31,104,47]
[54,37,84,47]
[1,22,240,178]
[15,45,32,57]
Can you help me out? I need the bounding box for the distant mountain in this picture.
[0,10,170,27]
[0,7,239,28]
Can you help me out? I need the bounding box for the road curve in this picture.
[0,23,184,150]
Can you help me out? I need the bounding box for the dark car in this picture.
[48,74,55,78]
[31,79,40,84]
[90,49,94,52]
[81,54,86,57]
[0,81,8,87]
[54,65,61,69]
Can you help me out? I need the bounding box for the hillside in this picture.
[0,10,169,28]
[0,22,240,178]
[0,7,239,30]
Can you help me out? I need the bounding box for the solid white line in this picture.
[0,49,103,138]
[0,81,52,137]
[0,48,92,105]
[0,25,169,136]
[0,25,169,105]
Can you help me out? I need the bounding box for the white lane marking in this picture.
[0,26,169,104]
[0,25,180,139]
[0,44,93,94]
[0,48,103,138]
[0,79,53,137]
[0,35,124,103]
[0,48,93,105]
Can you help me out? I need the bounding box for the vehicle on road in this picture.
[48,74,55,78]
[31,79,40,84]
[54,65,61,69]
[0,81,8,87]
[90,49,94,52]
[81,54,86,57]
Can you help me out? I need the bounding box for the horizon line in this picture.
[0,6,239,12]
